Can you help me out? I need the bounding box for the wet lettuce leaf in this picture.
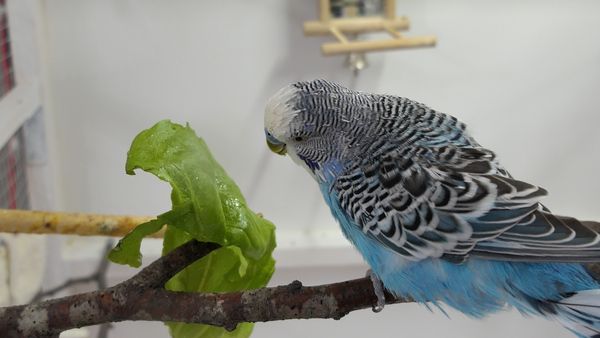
[109,120,276,338]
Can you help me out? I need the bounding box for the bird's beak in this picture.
[267,139,287,156]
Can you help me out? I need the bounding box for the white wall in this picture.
[40,1,600,337]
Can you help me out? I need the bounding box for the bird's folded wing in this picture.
[334,145,600,262]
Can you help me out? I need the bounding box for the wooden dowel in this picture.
[321,36,437,56]
[383,23,403,39]
[319,0,330,21]
[329,26,348,44]
[384,0,396,20]
[304,17,410,36]
[0,209,159,237]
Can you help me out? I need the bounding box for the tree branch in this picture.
[2,239,599,338]
[0,239,407,338]
[0,240,220,338]
[122,277,408,329]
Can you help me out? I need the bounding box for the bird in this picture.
[263,79,600,337]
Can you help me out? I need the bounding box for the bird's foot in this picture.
[366,269,385,313]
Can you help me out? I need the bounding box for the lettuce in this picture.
[109,120,276,338]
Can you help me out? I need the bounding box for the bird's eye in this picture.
[294,136,304,142]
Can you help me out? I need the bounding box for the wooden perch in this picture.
[329,26,349,43]
[0,240,407,338]
[309,17,435,56]
[304,16,410,35]
[304,0,436,56]
[321,36,436,56]
[0,209,158,237]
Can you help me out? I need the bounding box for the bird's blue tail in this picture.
[552,290,600,337]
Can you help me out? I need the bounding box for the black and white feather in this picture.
[266,79,600,263]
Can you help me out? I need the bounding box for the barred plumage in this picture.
[265,79,600,337]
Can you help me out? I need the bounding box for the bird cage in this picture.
[0,130,29,210]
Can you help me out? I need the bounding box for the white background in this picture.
[35,1,600,337]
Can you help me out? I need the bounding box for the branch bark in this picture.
[0,240,219,338]
[2,239,600,338]
[0,240,407,338]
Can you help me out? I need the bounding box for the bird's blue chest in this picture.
[318,182,599,318]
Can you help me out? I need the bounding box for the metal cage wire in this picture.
[0,0,27,210]
[0,129,29,210]
[0,0,15,98]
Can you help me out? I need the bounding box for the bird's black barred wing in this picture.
[473,211,600,262]
[334,145,600,262]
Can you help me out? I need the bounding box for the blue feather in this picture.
[321,182,599,319]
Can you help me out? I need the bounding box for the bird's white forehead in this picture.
[264,84,300,140]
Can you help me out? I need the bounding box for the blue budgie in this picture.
[264,79,600,337]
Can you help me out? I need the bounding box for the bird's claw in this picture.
[366,269,385,313]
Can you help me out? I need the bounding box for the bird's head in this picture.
[264,79,375,182]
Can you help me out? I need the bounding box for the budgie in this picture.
[264,79,600,337]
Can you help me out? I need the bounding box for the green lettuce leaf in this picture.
[107,218,164,267]
[109,120,276,338]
